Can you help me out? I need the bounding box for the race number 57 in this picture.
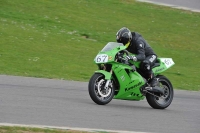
[95,54,108,63]
[160,58,175,68]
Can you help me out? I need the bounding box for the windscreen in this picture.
[101,42,124,52]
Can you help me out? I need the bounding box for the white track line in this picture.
[0,123,150,133]
[136,0,200,13]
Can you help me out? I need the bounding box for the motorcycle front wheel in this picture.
[146,75,174,109]
[88,73,115,105]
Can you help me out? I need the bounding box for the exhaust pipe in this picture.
[145,86,164,95]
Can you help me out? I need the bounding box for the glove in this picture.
[125,55,137,62]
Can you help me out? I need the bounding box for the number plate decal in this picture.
[95,54,109,63]
[160,58,175,68]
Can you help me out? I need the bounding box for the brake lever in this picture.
[121,57,129,65]
[117,51,130,65]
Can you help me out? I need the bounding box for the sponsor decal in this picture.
[130,92,140,97]
[149,55,156,62]
[113,65,119,70]
[120,75,125,81]
[155,67,165,73]
[117,69,123,73]
[128,31,131,37]
[125,81,142,92]
[108,56,112,60]
[116,35,119,39]
[128,80,135,85]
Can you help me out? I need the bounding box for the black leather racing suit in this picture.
[127,32,157,79]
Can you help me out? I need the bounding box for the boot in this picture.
[149,77,158,87]
[148,73,158,87]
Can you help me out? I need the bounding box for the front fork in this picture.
[95,67,113,91]
[104,68,113,91]
[104,79,111,90]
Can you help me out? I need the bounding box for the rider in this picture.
[116,27,158,87]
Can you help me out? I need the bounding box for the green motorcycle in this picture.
[88,42,175,109]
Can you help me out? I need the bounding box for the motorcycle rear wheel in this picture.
[88,73,115,105]
[146,75,174,109]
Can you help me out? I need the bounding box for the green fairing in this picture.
[152,59,171,74]
[95,70,112,80]
[112,62,145,100]
[132,58,174,75]
[93,42,175,101]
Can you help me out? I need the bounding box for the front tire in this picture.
[88,73,115,105]
[146,75,174,109]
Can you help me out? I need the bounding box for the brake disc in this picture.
[97,79,111,97]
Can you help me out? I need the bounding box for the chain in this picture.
[144,90,164,100]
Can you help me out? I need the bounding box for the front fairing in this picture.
[94,42,126,64]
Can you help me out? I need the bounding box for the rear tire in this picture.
[146,75,174,109]
[88,73,115,105]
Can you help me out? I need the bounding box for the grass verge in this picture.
[0,126,111,133]
[0,126,89,133]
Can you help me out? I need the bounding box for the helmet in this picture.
[116,27,132,46]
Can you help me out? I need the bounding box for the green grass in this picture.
[0,126,93,133]
[0,0,200,91]
[0,126,111,133]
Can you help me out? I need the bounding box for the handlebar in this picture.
[122,50,129,56]
[117,50,130,65]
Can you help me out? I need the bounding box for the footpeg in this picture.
[144,86,153,91]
